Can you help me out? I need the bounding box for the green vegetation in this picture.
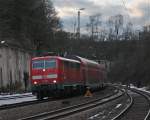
[0,0,61,50]
[107,32,150,87]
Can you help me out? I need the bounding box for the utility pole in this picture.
[77,10,80,40]
[73,20,76,39]
[77,8,85,40]
[89,16,94,41]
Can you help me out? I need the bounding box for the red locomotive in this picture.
[30,55,106,99]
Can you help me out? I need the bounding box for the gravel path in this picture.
[0,86,116,120]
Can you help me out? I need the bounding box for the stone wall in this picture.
[0,45,32,91]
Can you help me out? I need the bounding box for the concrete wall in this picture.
[0,46,31,90]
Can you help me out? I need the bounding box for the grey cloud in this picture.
[138,2,150,25]
[52,0,93,9]
[52,0,149,31]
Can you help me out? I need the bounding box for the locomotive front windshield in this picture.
[32,59,56,69]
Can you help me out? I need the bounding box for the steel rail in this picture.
[0,87,118,110]
[131,89,150,120]
[111,88,150,120]
[19,89,125,120]
[111,90,133,120]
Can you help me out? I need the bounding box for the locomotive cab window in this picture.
[45,59,56,69]
[32,59,56,69]
[32,60,44,69]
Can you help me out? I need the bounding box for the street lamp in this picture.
[77,8,85,40]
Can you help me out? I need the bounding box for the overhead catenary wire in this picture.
[121,0,130,18]
[120,0,132,27]
[121,0,128,11]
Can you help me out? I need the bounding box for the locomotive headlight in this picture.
[53,80,57,83]
[34,81,37,85]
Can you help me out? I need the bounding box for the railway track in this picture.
[6,87,148,120]
[112,88,150,120]
[0,86,117,111]
[18,89,124,120]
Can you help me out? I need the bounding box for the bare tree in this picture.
[124,22,133,40]
[114,15,123,40]
[108,16,115,40]
[86,13,101,41]
[107,15,124,40]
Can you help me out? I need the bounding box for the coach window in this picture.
[0,67,3,89]
[70,62,75,68]
[76,63,80,69]
[70,62,77,69]
[70,62,80,69]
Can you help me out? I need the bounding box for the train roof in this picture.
[65,55,101,67]
[32,55,105,68]
[32,56,80,64]
[76,56,99,65]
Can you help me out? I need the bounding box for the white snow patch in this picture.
[102,116,106,119]
[88,111,106,120]
[0,93,36,106]
[0,96,36,106]
[115,104,122,109]
[0,92,32,98]
[88,114,100,119]
[130,84,137,88]
[130,85,150,94]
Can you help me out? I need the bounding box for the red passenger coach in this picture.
[76,56,105,89]
[31,55,106,99]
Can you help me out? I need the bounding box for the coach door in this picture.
[82,68,88,85]
[63,61,69,83]
[0,67,3,89]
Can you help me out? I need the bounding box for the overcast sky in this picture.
[51,0,150,33]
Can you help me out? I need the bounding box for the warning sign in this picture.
[84,88,93,97]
